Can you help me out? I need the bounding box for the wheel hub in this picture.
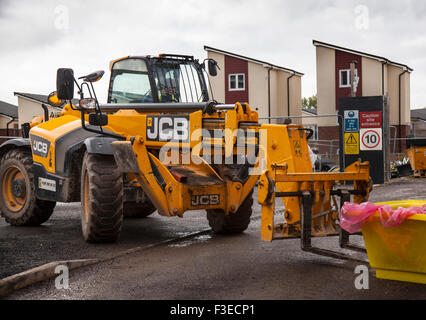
[11,179,26,198]
[2,166,27,212]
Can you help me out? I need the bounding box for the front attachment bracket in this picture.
[299,190,367,263]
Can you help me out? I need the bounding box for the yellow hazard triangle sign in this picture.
[344,133,359,155]
[346,134,357,144]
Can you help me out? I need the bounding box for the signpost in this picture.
[344,110,359,132]
[339,96,389,184]
[343,110,359,155]
[344,132,359,154]
[360,111,382,128]
[360,128,382,151]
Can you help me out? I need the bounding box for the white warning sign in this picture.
[360,128,382,151]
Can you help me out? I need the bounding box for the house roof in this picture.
[204,46,304,76]
[302,107,317,115]
[312,40,413,72]
[411,108,426,121]
[14,92,79,106]
[0,100,18,119]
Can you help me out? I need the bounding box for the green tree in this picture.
[302,94,317,111]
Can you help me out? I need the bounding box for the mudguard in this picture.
[0,138,30,157]
[84,136,118,155]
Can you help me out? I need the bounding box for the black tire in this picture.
[207,190,253,234]
[123,200,156,219]
[0,149,56,226]
[81,153,123,243]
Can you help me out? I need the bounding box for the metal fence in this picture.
[411,121,426,137]
[308,139,340,161]
[389,137,426,161]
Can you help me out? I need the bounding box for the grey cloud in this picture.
[0,1,70,53]
[0,0,12,17]
[0,0,425,108]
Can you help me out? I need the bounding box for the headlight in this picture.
[79,98,96,109]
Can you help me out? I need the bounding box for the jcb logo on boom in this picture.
[191,194,220,206]
[30,135,51,158]
[147,115,189,142]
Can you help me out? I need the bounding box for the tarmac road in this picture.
[1,177,426,299]
[0,203,212,279]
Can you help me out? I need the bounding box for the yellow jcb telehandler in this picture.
[0,53,372,260]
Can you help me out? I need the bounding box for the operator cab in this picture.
[108,54,215,104]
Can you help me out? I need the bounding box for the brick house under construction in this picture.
[204,46,303,124]
[313,40,412,152]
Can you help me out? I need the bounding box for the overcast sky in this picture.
[0,0,425,109]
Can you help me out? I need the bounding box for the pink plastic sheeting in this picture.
[340,202,426,234]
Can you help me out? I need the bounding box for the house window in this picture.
[339,69,351,88]
[229,74,245,91]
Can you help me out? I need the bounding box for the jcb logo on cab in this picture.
[30,135,51,158]
[33,141,48,154]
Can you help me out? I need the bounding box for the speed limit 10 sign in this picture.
[360,128,382,151]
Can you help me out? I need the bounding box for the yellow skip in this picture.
[361,200,426,284]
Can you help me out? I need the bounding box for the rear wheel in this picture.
[0,149,56,226]
[81,153,123,243]
[207,190,253,234]
[123,200,156,218]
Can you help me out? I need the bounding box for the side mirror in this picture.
[89,113,108,126]
[57,68,75,100]
[47,91,65,107]
[79,70,105,83]
[208,59,218,77]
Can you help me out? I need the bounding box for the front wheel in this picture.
[0,149,56,226]
[80,153,123,243]
[207,190,253,234]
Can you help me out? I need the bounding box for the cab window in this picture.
[153,63,204,103]
[109,59,153,103]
